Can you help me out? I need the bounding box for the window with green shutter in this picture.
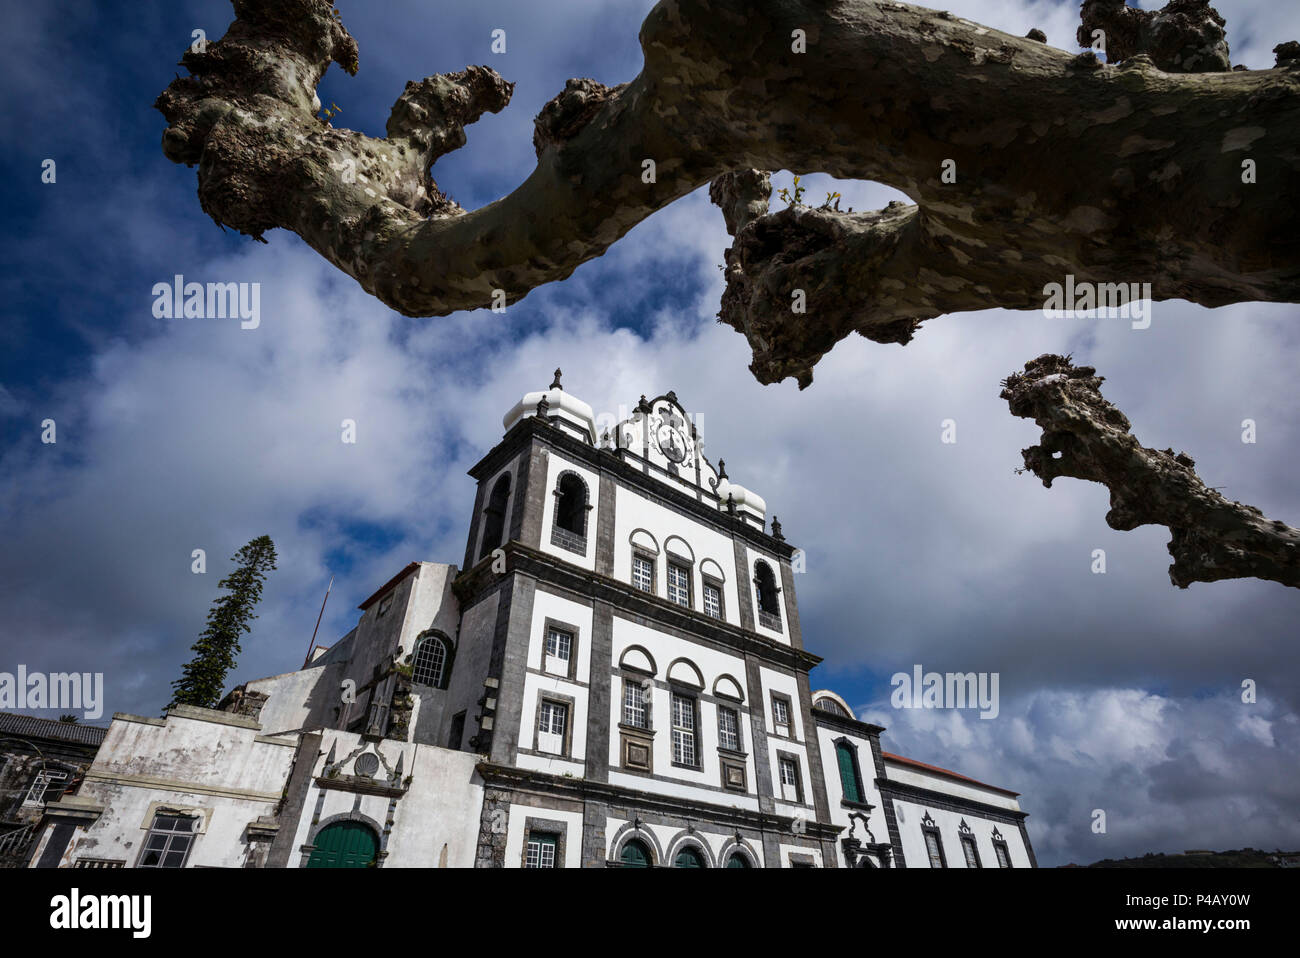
[836,741,862,803]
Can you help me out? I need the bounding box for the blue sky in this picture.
[2,0,1299,866]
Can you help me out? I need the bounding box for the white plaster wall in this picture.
[526,591,593,679]
[608,617,755,801]
[612,485,741,626]
[288,731,483,868]
[884,762,1023,812]
[45,710,298,868]
[401,562,461,655]
[247,666,325,735]
[537,451,599,571]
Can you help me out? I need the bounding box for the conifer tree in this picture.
[168,535,278,710]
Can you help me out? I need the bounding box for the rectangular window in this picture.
[717,706,741,751]
[702,582,722,619]
[925,830,945,869]
[961,836,980,868]
[632,555,655,593]
[667,562,691,607]
[24,770,68,806]
[778,755,802,803]
[671,693,697,767]
[836,742,863,803]
[544,627,572,675]
[623,679,648,729]
[537,700,568,755]
[138,813,198,868]
[994,842,1011,868]
[772,696,791,737]
[525,833,557,868]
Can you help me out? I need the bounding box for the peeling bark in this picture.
[156,0,1300,383]
[1001,355,1300,590]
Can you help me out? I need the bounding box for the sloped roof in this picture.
[883,751,1019,798]
[0,712,108,748]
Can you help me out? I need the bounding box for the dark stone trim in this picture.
[778,556,804,650]
[456,542,822,674]
[876,779,1029,826]
[486,575,536,764]
[463,472,490,570]
[1018,819,1040,868]
[313,775,407,798]
[265,731,322,869]
[810,708,887,738]
[744,656,776,813]
[664,829,717,867]
[476,762,841,842]
[594,473,617,577]
[797,671,832,822]
[584,601,614,784]
[867,732,905,869]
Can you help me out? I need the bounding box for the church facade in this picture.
[26,376,1036,869]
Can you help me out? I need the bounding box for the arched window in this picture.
[725,852,752,868]
[815,696,849,717]
[412,634,450,688]
[551,472,589,554]
[619,839,652,868]
[836,740,864,804]
[478,473,511,561]
[754,560,781,630]
[673,846,706,868]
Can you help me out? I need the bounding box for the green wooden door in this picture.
[726,853,751,868]
[306,821,379,868]
[619,840,651,868]
[674,847,705,868]
[837,743,862,803]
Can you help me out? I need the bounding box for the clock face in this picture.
[656,423,688,463]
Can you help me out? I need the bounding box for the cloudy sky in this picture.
[2,0,1298,867]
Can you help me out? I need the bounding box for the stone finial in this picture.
[726,493,736,515]
[771,516,785,541]
[717,458,728,480]
[666,389,678,405]
[636,394,651,414]
[537,395,550,416]
[551,368,563,390]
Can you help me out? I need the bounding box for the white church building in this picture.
[27,375,1037,869]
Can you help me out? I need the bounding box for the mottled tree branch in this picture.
[157,0,1300,379]
[1001,355,1300,589]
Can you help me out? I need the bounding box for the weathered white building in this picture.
[28,375,1036,868]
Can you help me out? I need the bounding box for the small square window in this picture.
[632,555,655,593]
[702,582,722,619]
[671,693,698,767]
[777,755,802,803]
[667,562,692,608]
[623,679,649,729]
[772,695,791,737]
[717,706,741,752]
[544,627,572,676]
[525,833,557,868]
[537,701,568,755]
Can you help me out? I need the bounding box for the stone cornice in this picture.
[455,541,822,673]
[875,778,1028,824]
[811,709,887,737]
[476,761,842,841]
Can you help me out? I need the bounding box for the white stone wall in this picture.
[815,724,892,866]
[288,731,483,868]
[612,484,742,625]
[33,708,297,869]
